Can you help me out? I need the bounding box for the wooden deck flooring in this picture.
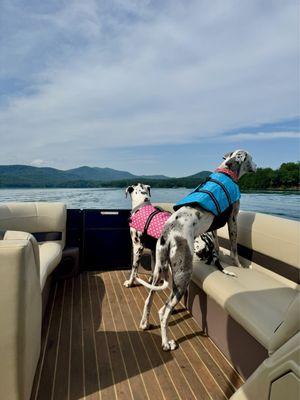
[31,271,243,400]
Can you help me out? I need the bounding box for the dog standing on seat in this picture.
[136,150,257,351]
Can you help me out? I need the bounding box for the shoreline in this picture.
[0,186,299,192]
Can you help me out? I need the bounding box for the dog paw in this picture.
[147,276,153,284]
[162,340,178,351]
[223,269,237,278]
[139,320,150,330]
[123,280,133,288]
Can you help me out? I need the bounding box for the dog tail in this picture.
[135,276,169,291]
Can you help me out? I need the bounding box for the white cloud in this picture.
[30,159,46,166]
[0,0,298,167]
[208,131,300,142]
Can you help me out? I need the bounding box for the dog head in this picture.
[125,183,151,209]
[221,150,257,179]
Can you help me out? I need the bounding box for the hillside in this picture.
[0,164,174,187]
[0,165,79,187]
[0,163,298,189]
[67,166,135,181]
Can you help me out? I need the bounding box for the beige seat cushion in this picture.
[192,257,298,351]
[39,242,62,289]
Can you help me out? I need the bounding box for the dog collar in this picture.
[215,168,238,182]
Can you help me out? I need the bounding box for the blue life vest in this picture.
[174,172,240,216]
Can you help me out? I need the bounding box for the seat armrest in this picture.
[2,230,40,278]
[0,236,42,400]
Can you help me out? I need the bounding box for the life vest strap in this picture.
[143,209,162,235]
[195,189,222,215]
[207,178,231,207]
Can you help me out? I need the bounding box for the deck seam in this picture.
[33,284,58,400]
[87,273,102,400]
[101,273,135,400]
[114,271,167,400]
[51,281,66,400]
[80,274,86,400]
[108,272,152,400]
[94,274,118,400]
[67,278,74,400]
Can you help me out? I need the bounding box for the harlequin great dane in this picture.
[124,184,225,288]
[136,150,257,351]
[124,183,171,288]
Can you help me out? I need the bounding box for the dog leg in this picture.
[139,238,169,330]
[212,230,219,254]
[139,267,168,330]
[227,204,242,268]
[160,270,192,351]
[160,291,182,351]
[147,249,156,284]
[139,279,159,330]
[124,233,144,287]
[160,233,194,351]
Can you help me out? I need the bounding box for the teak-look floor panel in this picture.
[31,271,243,400]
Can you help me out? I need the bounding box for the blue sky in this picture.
[0,0,299,176]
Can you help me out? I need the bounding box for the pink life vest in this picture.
[129,205,171,239]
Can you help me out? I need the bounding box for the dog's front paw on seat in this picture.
[162,340,177,351]
[123,279,133,288]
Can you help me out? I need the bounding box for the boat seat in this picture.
[39,242,63,289]
[0,202,67,291]
[191,211,300,355]
[192,255,299,353]
[0,230,42,400]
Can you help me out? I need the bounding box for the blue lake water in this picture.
[0,188,299,221]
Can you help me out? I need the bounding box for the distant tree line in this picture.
[238,162,299,190]
[101,162,300,190]
[0,162,298,190]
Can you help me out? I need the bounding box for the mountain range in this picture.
[0,165,211,188]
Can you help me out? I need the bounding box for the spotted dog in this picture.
[124,183,171,288]
[136,150,257,351]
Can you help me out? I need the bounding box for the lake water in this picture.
[0,188,299,221]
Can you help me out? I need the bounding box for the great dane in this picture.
[124,183,224,288]
[124,183,158,288]
[136,150,257,351]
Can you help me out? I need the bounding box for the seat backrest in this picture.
[153,202,174,214]
[218,211,300,284]
[0,202,67,249]
[0,235,42,400]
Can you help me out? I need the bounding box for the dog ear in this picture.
[223,152,233,160]
[125,186,134,198]
[146,185,151,197]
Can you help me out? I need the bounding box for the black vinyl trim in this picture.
[32,232,62,242]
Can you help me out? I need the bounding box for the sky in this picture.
[0,0,299,177]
